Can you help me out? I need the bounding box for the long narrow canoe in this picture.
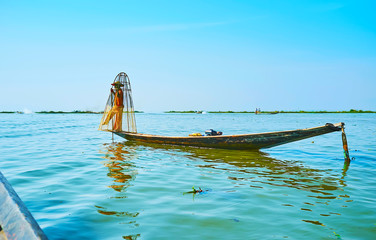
[114,122,343,150]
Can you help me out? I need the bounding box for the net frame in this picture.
[99,72,137,133]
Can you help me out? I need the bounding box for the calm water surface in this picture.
[0,113,375,239]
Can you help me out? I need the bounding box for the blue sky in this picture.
[0,0,375,112]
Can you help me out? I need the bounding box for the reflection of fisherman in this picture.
[103,81,124,131]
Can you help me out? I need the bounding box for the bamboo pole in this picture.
[341,123,351,171]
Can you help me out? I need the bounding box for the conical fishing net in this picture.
[99,72,137,133]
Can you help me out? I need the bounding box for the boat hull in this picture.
[0,172,47,240]
[114,123,343,150]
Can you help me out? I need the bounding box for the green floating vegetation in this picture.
[333,232,342,240]
[183,186,208,195]
[0,111,16,113]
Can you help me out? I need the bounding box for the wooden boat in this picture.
[113,122,343,150]
[100,73,344,150]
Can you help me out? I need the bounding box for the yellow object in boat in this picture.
[189,133,203,136]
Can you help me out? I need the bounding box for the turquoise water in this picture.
[0,113,375,239]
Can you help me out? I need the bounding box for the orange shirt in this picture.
[113,89,124,107]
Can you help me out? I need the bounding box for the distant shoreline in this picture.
[165,110,376,113]
[1,110,375,114]
[0,110,144,114]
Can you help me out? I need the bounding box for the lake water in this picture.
[0,113,375,239]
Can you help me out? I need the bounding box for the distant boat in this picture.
[100,72,343,150]
[255,110,279,115]
[113,123,342,150]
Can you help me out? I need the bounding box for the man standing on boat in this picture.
[102,81,124,131]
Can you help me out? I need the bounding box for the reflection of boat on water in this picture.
[99,72,343,150]
[120,141,347,196]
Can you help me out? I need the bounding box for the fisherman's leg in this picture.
[103,110,114,125]
[114,108,123,131]
[113,108,123,131]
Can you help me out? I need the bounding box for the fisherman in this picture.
[103,81,124,131]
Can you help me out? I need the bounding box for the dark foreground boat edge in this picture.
[0,172,48,240]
